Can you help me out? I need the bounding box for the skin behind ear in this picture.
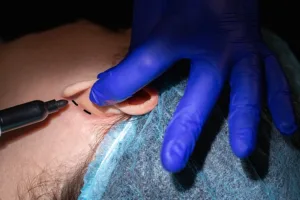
[62,80,158,116]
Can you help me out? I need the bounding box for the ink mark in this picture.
[83,109,92,115]
[72,100,78,106]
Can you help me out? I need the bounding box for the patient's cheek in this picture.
[41,104,122,169]
[55,104,117,145]
[0,103,117,175]
[0,104,115,199]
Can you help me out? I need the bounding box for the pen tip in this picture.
[56,99,68,109]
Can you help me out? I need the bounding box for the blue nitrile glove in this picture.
[90,0,297,173]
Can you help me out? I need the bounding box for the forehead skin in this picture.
[0,21,130,199]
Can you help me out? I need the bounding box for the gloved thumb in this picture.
[90,39,178,106]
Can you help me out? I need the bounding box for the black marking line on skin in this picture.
[83,109,92,115]
[72,100,78,106]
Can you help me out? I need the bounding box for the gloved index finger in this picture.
[90,41,177,106]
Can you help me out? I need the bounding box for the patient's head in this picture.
[0,21,158,199]
[2,21,300,200]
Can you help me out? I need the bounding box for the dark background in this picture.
[0,1,299,58]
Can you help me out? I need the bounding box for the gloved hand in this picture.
[90,0,297,172]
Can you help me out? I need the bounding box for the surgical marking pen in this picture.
[0,99,68,136]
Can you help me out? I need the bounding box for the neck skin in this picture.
[0,21,131,199]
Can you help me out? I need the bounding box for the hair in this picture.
[17,114,130,200]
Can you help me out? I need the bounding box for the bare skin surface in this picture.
[0,21,144,199]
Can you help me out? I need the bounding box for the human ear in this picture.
[116,87,158,115]
[62,80,158,116]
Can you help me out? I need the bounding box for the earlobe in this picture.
[62,80,96,98]
[62,79,158,116]
[62,79,122,116]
